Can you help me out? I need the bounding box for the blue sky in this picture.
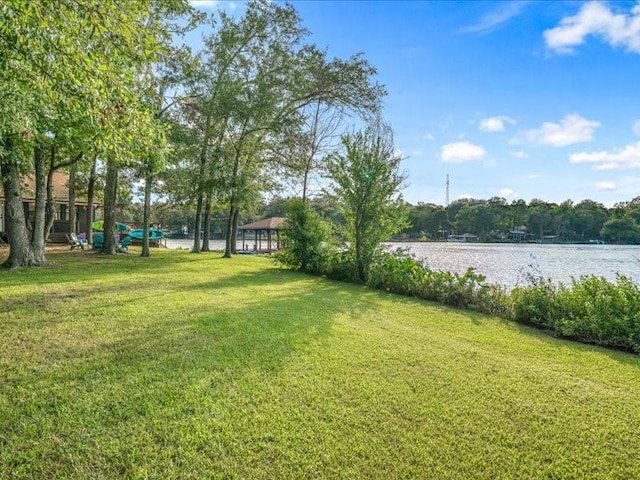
[188,1,640,207]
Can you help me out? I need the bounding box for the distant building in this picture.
[0,171,101,242]
[507,226,530,242]
[447,233,478,242]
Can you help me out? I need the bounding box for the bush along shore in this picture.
[276,247,640,354]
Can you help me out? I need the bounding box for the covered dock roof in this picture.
[239,217,287,253]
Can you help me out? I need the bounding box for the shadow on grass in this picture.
[8,268,377,382]
[0,249,220,288]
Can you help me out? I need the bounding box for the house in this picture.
[447,233,478,242]
[0,171,100,243]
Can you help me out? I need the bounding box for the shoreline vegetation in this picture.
[273,199,640,354]
[1,248,639,478]
[277,246,640,354]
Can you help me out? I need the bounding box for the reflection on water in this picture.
[166,239,640,288]
[386,242,640,288]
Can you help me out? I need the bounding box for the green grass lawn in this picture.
[1,248,639,479]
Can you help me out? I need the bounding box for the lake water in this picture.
[387,242,640,288]
[166,238,640,288]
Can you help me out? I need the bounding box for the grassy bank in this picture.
[1,248,639,478]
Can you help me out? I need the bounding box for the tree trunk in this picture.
[31,144,47,264]
[202,193,212,252]
[102,158,118,255]
[224,149,241,258]
[355,214,365,282]
[302,166,309,203]
[231,206,239,255]
[68,161,76,235]
[141,166,152,257]
[44,166,57,242]
[193,192,204,253]
[1,137,39,268]
[192,115,212,254]
[43,146,58,241]
[224,202,234,258]
[86,154,97,245]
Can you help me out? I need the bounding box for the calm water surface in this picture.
[387,242,640,288]
[166,238,640,288]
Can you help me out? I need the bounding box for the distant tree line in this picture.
[402,196,640,244]
[146,194,640,246]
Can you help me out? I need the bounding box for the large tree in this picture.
[327,118,408,282]
[0,0,191,266]
[171,0,384,257]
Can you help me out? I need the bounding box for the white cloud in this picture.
[458,1,530,35]
[479,116,516,132]
[633,120,640,136]
[569,141,640,170]
[544,2,640,54]
[527,173,543,179]
[424,133,435,141]
[509,150,528,158]
[499,188,517,198]
[595,181,617,191]
[190,0,218,9]
[523,113,600,147]
[441,141,486,162]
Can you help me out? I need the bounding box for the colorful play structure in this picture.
[90,222,165,250]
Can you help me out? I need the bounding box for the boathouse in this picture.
[239,217,287,253]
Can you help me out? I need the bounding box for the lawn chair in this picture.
[118,234,132,253]
[67,233,88,250]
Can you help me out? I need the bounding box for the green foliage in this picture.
[600,215,640,244]
[398,196,640,243]
[511,275,640,352]
[367,249,509,316]
[274,199,333,274]
[367,249,424,296]
[323,249,361,283]
[422,268,487,309]
[555,275,640,351]
[327,118,408,282]
[511,279,561,330]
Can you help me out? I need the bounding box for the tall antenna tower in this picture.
[445,174,450,207]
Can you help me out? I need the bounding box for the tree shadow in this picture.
[6,267,377,381]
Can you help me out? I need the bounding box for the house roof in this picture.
[239,217,287,230]
[0,171,96,205]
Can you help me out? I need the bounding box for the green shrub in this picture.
[555,275,640,352]
[431,268,486,308]
[368,250,499,313]
[367,249,424,296]
[324,249,360,283]
[475,283,512,318]
[510,278,561,330]
[274,199,333,274]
